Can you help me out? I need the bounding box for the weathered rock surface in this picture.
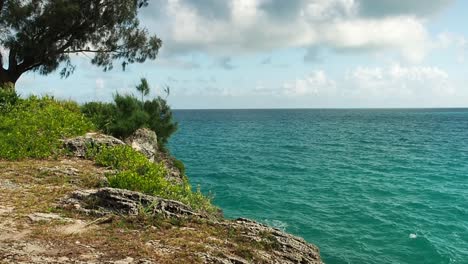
[62,132,125,157]
[58,188,322,264]
[28,213,70,223]
[125,128,184,184]
[124,128,159,162]
[64,130,184,184]
[223,218,322,264]
[59,188,200,219]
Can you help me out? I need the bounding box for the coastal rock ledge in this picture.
[0,131,323,263]
[58,187,323,264]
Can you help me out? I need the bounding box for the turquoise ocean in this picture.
[169,109,468,264]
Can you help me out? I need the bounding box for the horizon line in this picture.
[172,107,468,111]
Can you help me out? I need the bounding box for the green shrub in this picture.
[94,145,216,213]
[0,83,19,112]
[173,158,186,175]
[81,79,178,149]
[0,96,94,160]
[80,101,115,133]
[143,97,178,148]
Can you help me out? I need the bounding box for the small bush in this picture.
[0,83,19,112]
[81,79,178,149]
[173,159,186,175]
[0,96,94,160]
[94,145,216,213]
[80,101,115,133]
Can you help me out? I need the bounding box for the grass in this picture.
[0,96,94,160]
[91,145,217,214]
[0,94,216,214]
[0,158,283,264]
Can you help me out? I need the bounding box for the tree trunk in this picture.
[0,69,19,90]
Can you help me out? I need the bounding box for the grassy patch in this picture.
[91,145,217,214]
[0,96,94,160]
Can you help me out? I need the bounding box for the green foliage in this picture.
[136,78,150,102]
[0,83,19,112]
[143,96,178,147]
[110,93,149,139]
[173,159,186,175]
[0,96,94,160]
[80,101,115,133]
[81,87,178,148]
[93,145,216,213]
[0,0,161,86]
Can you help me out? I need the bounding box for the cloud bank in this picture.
[141,0,452,61]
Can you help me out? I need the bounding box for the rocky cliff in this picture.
[0,130,323,264]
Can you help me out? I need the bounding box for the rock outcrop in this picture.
[0,156,323,264]
[222,218,322,264]
[64,129,184,184]
[52,131,324,263]
[58,188,323,264]
[62,132,125,157]
[124,128,184,184]
[124,128,159,163]
[59,188,201,219]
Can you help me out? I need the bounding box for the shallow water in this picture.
[169,109,468,264]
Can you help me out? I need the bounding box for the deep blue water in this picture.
[168,109,468,264]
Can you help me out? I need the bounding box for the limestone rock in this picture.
[39,166,79,176]
[59,188,201,219]
[28,213,70,223]
[125,128,184,184]
[221,218,323,264]
[63,133,125,157]
[125,128,159,162]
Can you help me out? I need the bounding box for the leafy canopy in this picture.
[0,0,161,86]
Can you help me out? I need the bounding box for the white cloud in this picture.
[283,70,336,96]
[276,64,458,106]
[347,64,453,97]
[140,0,449,62]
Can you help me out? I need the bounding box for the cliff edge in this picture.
[0,130,323,264]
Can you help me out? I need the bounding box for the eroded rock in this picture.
[59,188,201,219]
[125,128,159,162]
[62,133,125,158]
[125,128,184,184]
[220,218,323,264]
[28,213,70,223]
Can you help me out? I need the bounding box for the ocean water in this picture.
[168,109,468,264]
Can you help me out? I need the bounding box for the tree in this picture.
[136,77,150,103]
[0,0,162,89]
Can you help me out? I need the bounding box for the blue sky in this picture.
[16,0,468,109]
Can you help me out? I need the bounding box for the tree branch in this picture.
[16,56,37,75]
[62,48,119,54]
[21,62,42,73]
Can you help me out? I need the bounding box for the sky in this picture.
[16,0,468,109]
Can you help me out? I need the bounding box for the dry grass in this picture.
[0,158,281,263]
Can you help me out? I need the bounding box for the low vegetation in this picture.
[91,145,215,213]
[0,82,214,214]
[0,89,94,160]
